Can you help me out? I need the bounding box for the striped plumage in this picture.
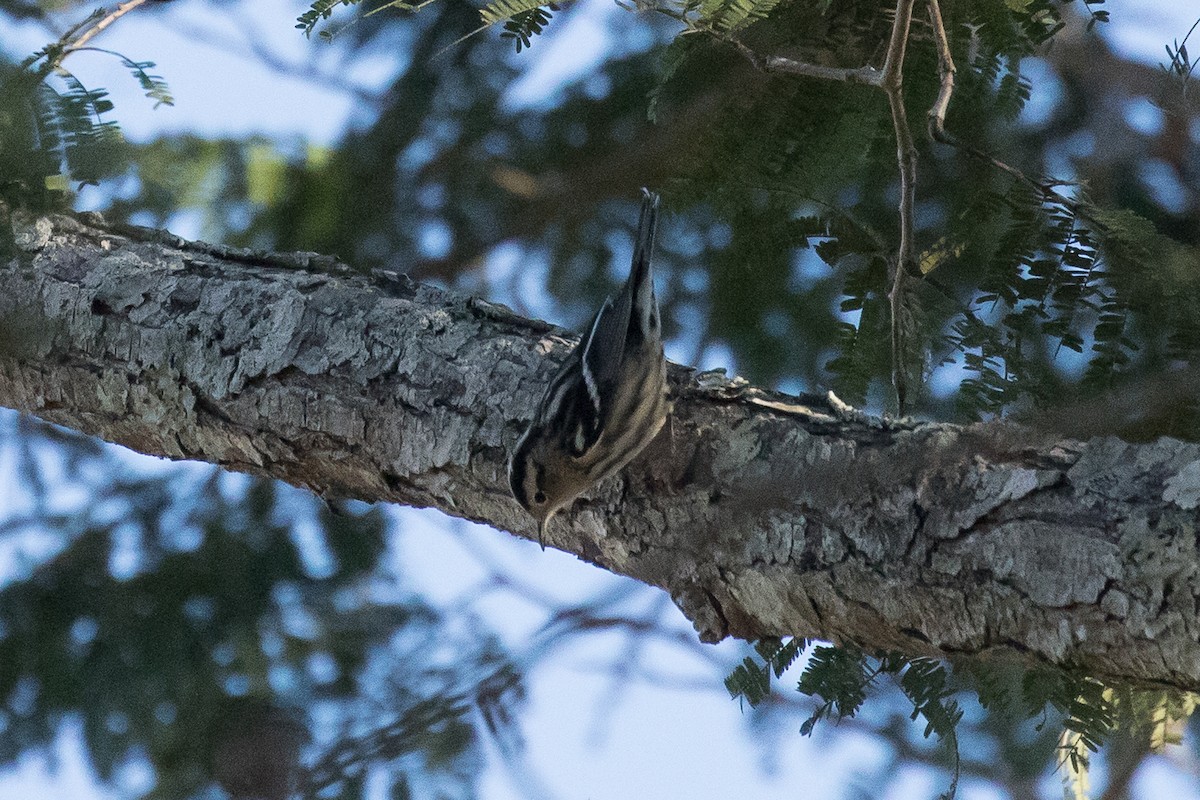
[509,189,670,548]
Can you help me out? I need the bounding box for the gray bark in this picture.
[2,209,1199,691]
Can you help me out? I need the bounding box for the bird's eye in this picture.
[533,491,546,504]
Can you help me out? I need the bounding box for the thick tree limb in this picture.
[3,210,1200,691]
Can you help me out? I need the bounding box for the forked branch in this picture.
[731,0,920,414]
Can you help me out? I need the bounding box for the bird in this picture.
[509,188,670,549]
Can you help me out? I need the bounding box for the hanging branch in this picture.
[731,0,920,414]
[925,0,956,144]
[923,0,1042,187]
[880,0,918,416]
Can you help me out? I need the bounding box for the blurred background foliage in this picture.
[0,416,521,799]
[8,0,1198,429]
[1,0,1200,797]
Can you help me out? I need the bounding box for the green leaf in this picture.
[725,656,771,706]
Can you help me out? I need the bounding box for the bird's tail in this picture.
[630,188,660,291]
[626,188,661,346]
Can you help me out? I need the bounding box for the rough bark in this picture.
[2,209,1199,691]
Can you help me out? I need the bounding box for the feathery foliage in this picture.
[2,26,173,204]
[297,0,364,38]
[0,418,524,800]
[478,0,553,26]
[693,0,786,34]
[38,75,124,188]
[729,644,1200,799]
[496,2,561,51]
[110,51,174,107]
[725,637,808,706]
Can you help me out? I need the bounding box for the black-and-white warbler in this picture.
[509,188,670,548]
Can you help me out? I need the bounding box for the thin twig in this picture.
[728,0,1113,414]
[729,0,919,414]
[881,0,918,416]
[763,55,884,86]
[926,0,956,144]
[62,0,151,55]
[727,36,884,86]
[19,9,102,71]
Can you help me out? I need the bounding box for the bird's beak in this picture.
[537,509,557,551]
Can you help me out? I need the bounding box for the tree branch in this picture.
[761,55,883,86]
[62,0,151,55]
[880,0,915,87]
[732,0,1139,414]
[925,0,956,146]
[4,209,1200,692]
[880,0,918,416]
[727,26,883,86]
[731,0,920,414]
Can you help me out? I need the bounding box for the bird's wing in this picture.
[580,293,630,420]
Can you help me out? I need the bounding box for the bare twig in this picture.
[728,0,920,414]
[62,0,152,55]
[881,0,918,415]
[762,55,884,86]
[880,0,916,87]
[20,0,154,80]
[727,36,884,85]
[926,0,956,144]
[18,9,100,71]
